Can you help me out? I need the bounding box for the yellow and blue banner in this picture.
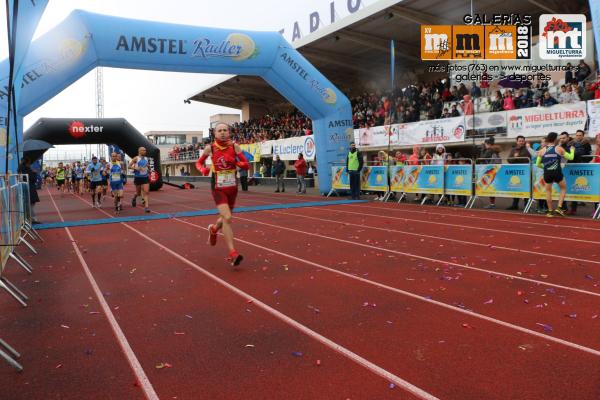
[444,165,472,196]
[475,164,531,198]
[239,143,260,162]
[0,179,10,272]
[360,166,388,191]
[389,166,405,192]
[402,165,444,194]
[533,164,600,202]
[331,166,350,190]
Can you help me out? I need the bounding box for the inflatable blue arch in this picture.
[0,10,353,194]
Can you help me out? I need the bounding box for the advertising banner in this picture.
[354,117,466,149]
[260,140,274,156]
[507,102,587,138]
[239,143,260,162]
[331,166,350,190]
[444,165,473,196]
[396,117,466,146]
[360,166,388,191]
[0,181,10,272]
[389,166,405,192]
[402,165,444,195]
[587,99,600,138]
[475,164,531,198]
[272,135,316,161]
[354,125,392,147]
[532,164,600,202]
[465,111,507,130]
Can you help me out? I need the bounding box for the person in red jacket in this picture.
[196,123,249,266]
[294,153,307,194]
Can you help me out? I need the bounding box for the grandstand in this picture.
[175,0,597,176]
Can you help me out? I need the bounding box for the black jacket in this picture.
[346,149,363,171]
[572,140,592,163]
[273,159,286,175]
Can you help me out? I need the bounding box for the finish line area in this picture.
[1,182,599,399]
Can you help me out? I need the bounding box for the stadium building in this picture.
[168,0,596,185]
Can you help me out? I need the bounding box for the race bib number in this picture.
[111,173,121,182]
[138,165,148,175]
[216,170,236,188]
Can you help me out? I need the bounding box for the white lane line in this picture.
[71,195,439,400]
[231,213,600,299]
[348,203,600,232]
[172,216,600,357]
[47,189,159,400]
[270,209,600,265]
[327,206,600,245]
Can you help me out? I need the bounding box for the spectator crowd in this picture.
[167,60,599,156]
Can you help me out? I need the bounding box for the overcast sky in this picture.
[0,0,377,159]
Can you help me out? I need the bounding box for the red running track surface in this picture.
[0,184,598,399]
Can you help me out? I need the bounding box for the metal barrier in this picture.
[471,158,533,211]
[439,159,474,207]
[529,155,600,217]
[328,161,390,198]
[0,177,25,371]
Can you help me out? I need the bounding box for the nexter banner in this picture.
[402,165,444,195]
[475,164,531,198]
[532,164,600,202]
[331,166,350,190]
[444,165,472,196]
[360,166,388,192]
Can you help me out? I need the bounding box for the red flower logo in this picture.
[542,17,573,46]
[68,121,86,139]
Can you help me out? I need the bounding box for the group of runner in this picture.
[41,147,153,214]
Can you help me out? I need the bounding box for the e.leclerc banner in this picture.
[402,165,444,195]
[360,166,388,191]
[444,165,472,196]
[532,164,600,202]
[475,164,531,198]
[507,102,587,138]
[272,135,316,161]
[331,166,350,190]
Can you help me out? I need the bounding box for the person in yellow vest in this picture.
[346,142,363,200]
[56,162,66,194]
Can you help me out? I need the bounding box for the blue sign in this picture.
[403,165,444,194]
[475,164,531,198]
[445,165,472,196]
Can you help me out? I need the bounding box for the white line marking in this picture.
[232,214,600,299]
[349,203,600,232]
[271,209,600,266]
[47,189,159,400]
[328,206,600,245]
[172,217,600,357]
[69,194,438,400]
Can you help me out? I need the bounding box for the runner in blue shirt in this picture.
[129,147,151,213]
[86,156,104,208]
[106,152,125,213]
[73,162,84,195]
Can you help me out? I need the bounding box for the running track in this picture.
[0,183,598,399]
